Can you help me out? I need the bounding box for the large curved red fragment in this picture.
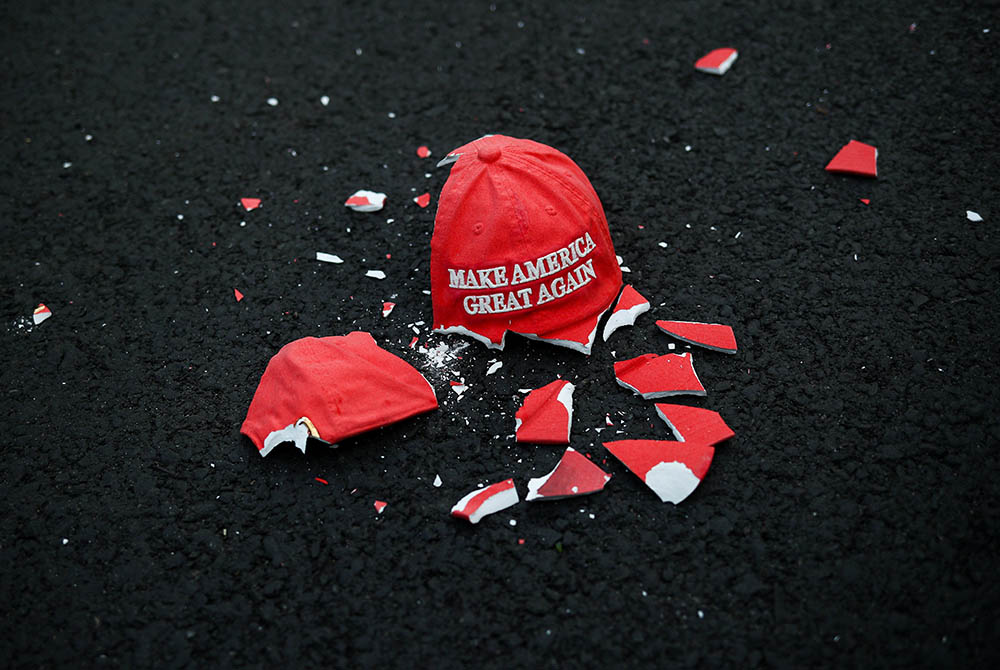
[241,332,438,456]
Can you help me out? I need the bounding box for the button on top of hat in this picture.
[477,144,502,163]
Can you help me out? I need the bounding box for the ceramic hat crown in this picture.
[431,135,622,354]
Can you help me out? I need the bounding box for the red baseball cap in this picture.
[241,332,438,456]
[431,135,622,354]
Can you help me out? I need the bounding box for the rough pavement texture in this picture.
[2,1,999,667]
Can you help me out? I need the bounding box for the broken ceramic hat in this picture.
[241,332,438,456]
[430,134,623,354]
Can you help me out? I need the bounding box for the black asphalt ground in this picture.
[2,1,999,667]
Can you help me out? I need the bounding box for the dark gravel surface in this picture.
[3,1,999,667]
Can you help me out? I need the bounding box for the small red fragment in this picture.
[374,500,387,514]
[234,288,244,302]
[518,538,525,545]
[695,47,738,75]
[604,439,714,504]
[409,336,419,349]
[33,303,52,325]
[417,145,431,158]
[382,301,396,318]
[860,198,870,205]
[414,192,431,208]
[526,447,612,501]
[315,477,329,485]
[614,353,706,399]
[655,320,738,354]
[241,197,261,211]
[345,190,387,212]
[654,403,734,445]
[825,140,878,178]
[603,285,651,341]
[515,380,574,444]
[451,479,519,524]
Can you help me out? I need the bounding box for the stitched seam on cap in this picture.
[488,160,533,258]
[503,152,604,230]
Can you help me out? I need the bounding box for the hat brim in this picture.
[241,333,439,456]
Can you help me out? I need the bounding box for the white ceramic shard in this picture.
[451,479,519,523]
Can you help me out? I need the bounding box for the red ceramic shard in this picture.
[345,190,387,212]
[604,439,714,504]
[655,320,737,354]
[860,198,870,205]
[614,353,706,399]
[695,47,738,75]
[515,380,574,444]
[416,145,431,158]
[234,288,244,302]
[602,284,651,341]
[241,197,261,211]
[382,301,396,318]
[825,140,878,177]
[33,303,52,325]
[414,192,431,208]
[654,403,734,445]
[374,500,387,514]
[241,332,438,456]
[451,479,519,524]
[526,447,611,501]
